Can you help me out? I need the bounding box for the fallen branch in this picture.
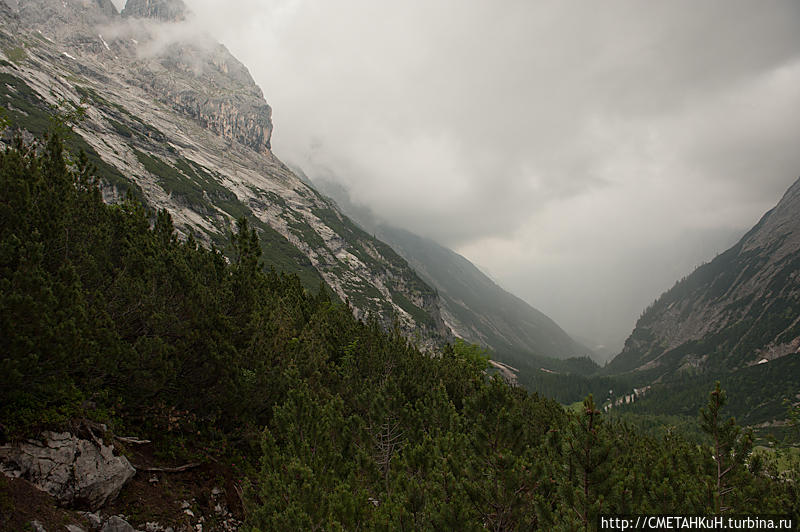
[80,420,105,449]
[133,462,201,473]
[234,482,249,518]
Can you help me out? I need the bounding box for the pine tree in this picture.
[558,394,612,530]
[700,382,753,513]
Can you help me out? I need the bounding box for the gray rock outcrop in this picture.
[101,516,137,532]
[131,44,275,153]
[0,431,135,510]
[121,0,186,22]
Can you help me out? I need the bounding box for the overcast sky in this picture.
[113,0,800,357]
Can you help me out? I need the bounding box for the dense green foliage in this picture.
[1,134,798,528]
[614,354,800,441]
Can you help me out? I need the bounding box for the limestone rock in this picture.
[608,176,800,375]
[101,516,137,532]
[121,0,186,22]
[0,431,135,510]
[81,512,104,530]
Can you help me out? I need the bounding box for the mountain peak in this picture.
[122,0,186,22]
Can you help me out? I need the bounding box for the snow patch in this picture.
[98,34,111,51]
[62,52,77,60]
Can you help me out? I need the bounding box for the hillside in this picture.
[377,226,590,359]
[374,226,599,380]
[608,177,800,379]
[1,1,800,528]
[601,177,800,431]
[0,0,448,345]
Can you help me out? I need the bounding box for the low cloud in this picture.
[141,0,800,356]
[98,14,216,60]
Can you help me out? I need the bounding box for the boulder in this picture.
[81,512,104,530]
[0,431,135,510]
[101,516,137,532]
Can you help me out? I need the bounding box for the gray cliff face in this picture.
[121,0,186,22]
[608,177,800,376]
[129,40,274,153]
[0,1,15,19]
[0,0,449,345]
[122,0,273,154]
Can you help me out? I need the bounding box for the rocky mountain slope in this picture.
[307,179,595,383]
[0,0,448,344]
[375,226,591,361]
[608,177,800,379]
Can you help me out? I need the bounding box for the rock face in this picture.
[0,0,450,345]
[130,42,274,153]
[608,177,800,377]
[0,432,136,511]
[121,0,185,22]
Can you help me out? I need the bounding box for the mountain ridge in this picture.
[0,0,449,345]
[376,225,591,361]
[607,176,800,378]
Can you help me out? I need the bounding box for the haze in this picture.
[113,0,800,359]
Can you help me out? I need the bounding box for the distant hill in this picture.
[376,226,592,363]
[604,177,800,430]
[608,177,800,379]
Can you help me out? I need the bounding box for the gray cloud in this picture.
[145,0,800,357]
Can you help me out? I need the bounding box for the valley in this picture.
[1,0,799,529]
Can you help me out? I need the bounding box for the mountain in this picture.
[306,179,596,382]
[122,0,186,21]
[0,0,595,374]
[608,177,800,380]
[0,0,449,344]
[4,121,796,532]
[2,2,798,527]
[375,226,592,361]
